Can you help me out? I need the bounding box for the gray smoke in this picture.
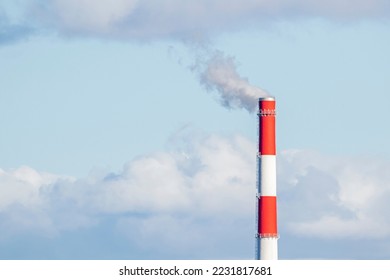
[195,50,269,113]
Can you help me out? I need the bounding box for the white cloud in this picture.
[27,0,390,40]
[1,132,390,251]
[0,166,72,237]
[0,131,256,238]
[0,166,62,211]
[278,150,390,239]
[48,0,139,34]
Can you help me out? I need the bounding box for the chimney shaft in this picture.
[256,97,278,260]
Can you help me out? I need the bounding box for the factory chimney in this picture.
[256,97,278,260]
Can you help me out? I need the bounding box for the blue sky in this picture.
[1,0,390,259]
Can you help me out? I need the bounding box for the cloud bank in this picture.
[0,131,256,258]
[1,131,390,258]
[278,150,390,239]
[10,0,388,41]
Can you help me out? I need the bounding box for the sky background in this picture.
[1,0,390,259]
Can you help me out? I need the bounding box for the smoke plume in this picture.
[194,50,268,113]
